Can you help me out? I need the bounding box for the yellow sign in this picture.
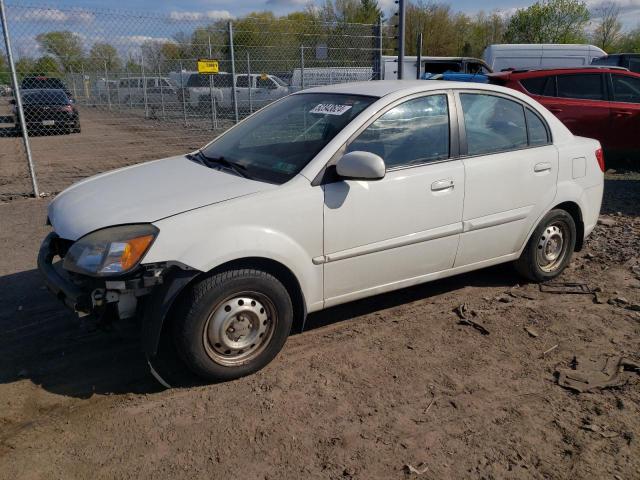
[197,59,219,74]
[260,73,268,80]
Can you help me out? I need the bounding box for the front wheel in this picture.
[172,269,293,382]
[515,209,576,283]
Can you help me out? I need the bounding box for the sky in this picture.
[3,0,640,59]
[36,0,640,26]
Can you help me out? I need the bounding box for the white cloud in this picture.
[167,10,232,22]
[15,7,95,24]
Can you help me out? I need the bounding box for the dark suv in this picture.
[491,67,640,163]
[21,76,73,100]
[592,54,640,74]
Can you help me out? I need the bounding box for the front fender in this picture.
[142,179,325,312]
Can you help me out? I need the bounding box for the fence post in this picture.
[416,33,423,79]
[158,65,166,120]
[125,64,133,109]
[228,21,239,123]
[104,60,112,110]
[69,66,78,100]
[208,35,218,129]
[397,0,405,79]
[300,45,305,90]
[246,51,252,114]
[377,16,383,80]
[140,51,149,118]
[179,59,188,126]
[0,0,39,197]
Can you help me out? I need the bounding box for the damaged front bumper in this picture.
[38,232,200,360]
[37,232,164,319]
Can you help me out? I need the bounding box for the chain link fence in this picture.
[0,3,393,200]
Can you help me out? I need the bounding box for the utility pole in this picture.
[397,0,405,79]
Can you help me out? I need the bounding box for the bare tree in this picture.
[592,2,622,52]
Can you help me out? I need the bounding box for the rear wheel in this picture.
[172,268,293,382]
[515,209,576,282]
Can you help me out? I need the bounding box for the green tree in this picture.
[88,42,122,72]
[32,56,62,76]
[504,0,590,43]
[0,52,9,84]
[14,58,36,78]
[35,31,84,73]
[617,26,640,53]
[591,2,622,52]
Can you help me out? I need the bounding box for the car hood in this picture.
[48,155,275,240]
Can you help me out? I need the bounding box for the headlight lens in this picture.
[63,224,158,276]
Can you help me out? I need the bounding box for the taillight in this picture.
[595,148,605,172]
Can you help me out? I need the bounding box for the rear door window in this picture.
[557,74,605,101]
[525,108,550,145]
[612,74,640,104]
[460,93,528,155]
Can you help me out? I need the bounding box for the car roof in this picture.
[295,80,514,98]
[491,67,637,78]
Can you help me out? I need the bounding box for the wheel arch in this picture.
[143,256,308,360]
[206,256,307,333]
[552,201,584,251]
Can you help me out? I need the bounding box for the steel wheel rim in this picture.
[203,291,277,367]
[536,221,569,273]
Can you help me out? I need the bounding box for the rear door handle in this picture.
[431,179,454,191]
[614,110,633,117]
[534,162,552,173]
[549,108,563,113]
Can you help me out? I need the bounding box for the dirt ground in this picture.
[0,109,639,478]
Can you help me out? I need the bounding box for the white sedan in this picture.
[39,80,604,384]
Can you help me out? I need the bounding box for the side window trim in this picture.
[454,90,552,157]
[311,90,460,186]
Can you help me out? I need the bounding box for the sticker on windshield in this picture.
[309,104,352,115]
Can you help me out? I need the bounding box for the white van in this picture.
[117,76,176,107]
[483,44,607,72]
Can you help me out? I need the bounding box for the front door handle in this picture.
[614,110,633,117]
[431,179,454,191]
[534,162,552,173]
[549,108,563,113]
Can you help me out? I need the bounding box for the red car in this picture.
[491,67,640,164]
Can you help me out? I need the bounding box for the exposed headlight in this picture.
[63,224,158,276]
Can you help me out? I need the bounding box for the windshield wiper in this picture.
[190,150,252,179]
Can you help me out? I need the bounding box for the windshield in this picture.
[22,77,66,90]
[272,76,288,87]
[201,93,376,184]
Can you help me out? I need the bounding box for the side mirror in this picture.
[336,151,386,180]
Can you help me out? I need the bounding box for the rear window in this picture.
[557,74,605,101]
[22,90,70,105]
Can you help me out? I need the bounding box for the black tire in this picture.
[515,209,576,283]
[172,268,293,382]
